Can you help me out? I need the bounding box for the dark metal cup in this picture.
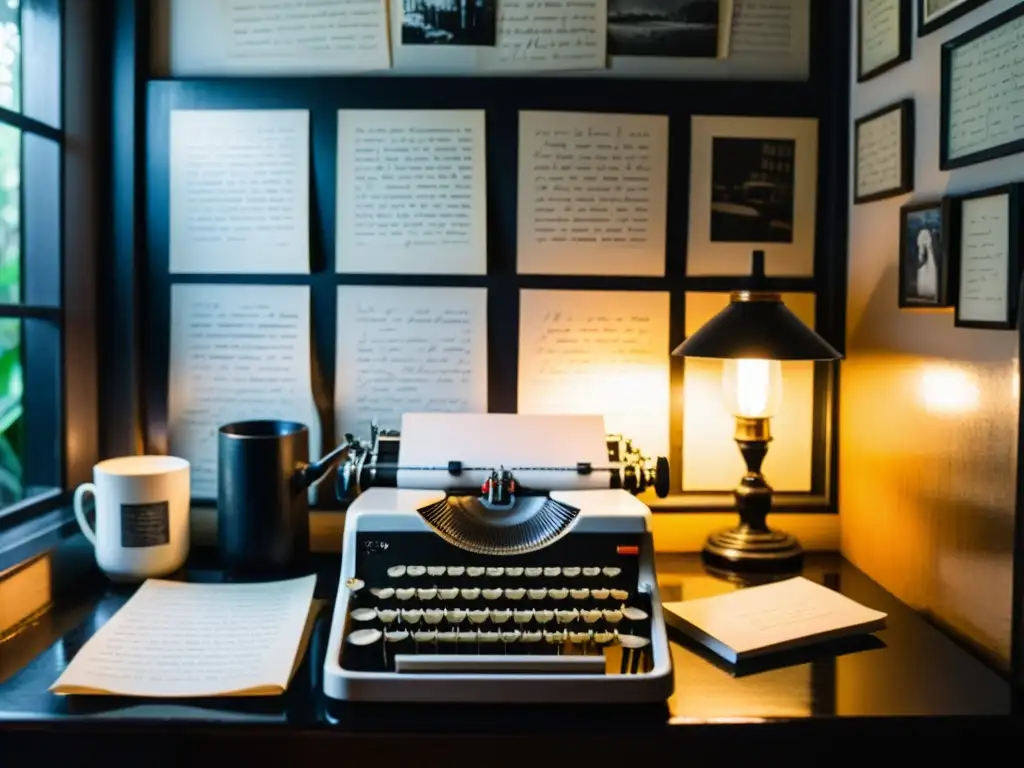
[218,420,311,574]
[217,420,349,574]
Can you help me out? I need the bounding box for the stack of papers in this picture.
[50,576,317,697]
[663,576,887,664]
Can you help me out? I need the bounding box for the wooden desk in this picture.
[0,553,1013,765]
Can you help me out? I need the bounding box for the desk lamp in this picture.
[672,251,842,571]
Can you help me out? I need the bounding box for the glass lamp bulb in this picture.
[722,358,782,419]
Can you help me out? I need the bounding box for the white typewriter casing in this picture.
[323,413,674,704]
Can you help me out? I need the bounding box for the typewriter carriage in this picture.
[336,422,671,507]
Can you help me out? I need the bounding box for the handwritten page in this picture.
[487,0,607,70]
[958,193,1010,324]
[947,12,1024,163]
[168,284,320,499]
[389,0,607,73]
[683,292,814,492]
[166,0,390,75]
[335,285,488,438]
[169,110,309,274]
[517,112,668,276]
[858,0,901,77]
[609,0,809,80]
[856,105,904,200]
[51,577,317,697]
[336,110,487,275]
[663,577,887,663]
[517,289,670,459]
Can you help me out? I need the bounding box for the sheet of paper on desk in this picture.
[662,577,887,664]
[166,0,391,75]
[517,111,669,276]
[336,110,487,275]
[169,109,310,274]
[50,576,318,698]
[389,0,607,73]
[517,289,670,460]
[335,285,488,438]
[168,284,321,499]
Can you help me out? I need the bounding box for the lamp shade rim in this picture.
[672,301,843,361]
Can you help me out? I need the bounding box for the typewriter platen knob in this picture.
[654,456,670,499]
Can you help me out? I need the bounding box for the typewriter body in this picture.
[323,412,673,704]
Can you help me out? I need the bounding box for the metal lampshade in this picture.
[671,291,843,362]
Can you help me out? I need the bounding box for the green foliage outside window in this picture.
[0,0,22,505]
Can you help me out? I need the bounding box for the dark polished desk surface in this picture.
[0,552,1014,764]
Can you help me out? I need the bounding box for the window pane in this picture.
[0,122,17,304]
[23,131,56,306]
[21,0,59,127]
[0,0,19,113]
[21,316,59,492]
[0,317,23,506]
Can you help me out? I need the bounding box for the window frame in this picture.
[0,0,101,532]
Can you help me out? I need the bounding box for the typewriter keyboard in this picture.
[340,555,656,676]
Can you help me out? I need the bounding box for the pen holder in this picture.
[217,420,347,575]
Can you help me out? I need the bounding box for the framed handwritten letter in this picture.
[918,0,992,37]
[854,100,914,205]
[857,0,910,82]
[941,4,1024,170]
[952,184,1022,330]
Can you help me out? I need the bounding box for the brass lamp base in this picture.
[702,416,803,574]
[701,525,803,571]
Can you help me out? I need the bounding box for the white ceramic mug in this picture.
[73,455,191,582]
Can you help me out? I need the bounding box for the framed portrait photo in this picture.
[858,0,911,82]
[918,0,992,37]
[899,200,953,309]
[687,115,818,277]
[952,184,1023,330]
[854,100,914,205]
[941,4,1024,170]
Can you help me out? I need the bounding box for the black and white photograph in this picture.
[401,0,496,46]
[607,0,720,58]
[918,0,992,36]
[899,200,951,308]
[688,116,817,277]
[709,138,795,243]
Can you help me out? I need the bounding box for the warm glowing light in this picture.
[721,358,783,418]
[918,365,980,414]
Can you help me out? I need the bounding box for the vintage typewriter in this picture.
[323,412,674,703]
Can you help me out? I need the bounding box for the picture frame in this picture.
[918,0,992,37]
[899,199,954,309]
[854,100,914,205]
[940,3,1024,170]
[952,184,1023,330]
[687,115,818,277]
[857,0,911,83]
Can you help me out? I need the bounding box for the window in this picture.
[0,0,73,527]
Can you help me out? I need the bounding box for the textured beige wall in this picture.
[843,0,1021,668]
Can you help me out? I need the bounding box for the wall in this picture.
[842,0,1021,668]
[138,0,847,550]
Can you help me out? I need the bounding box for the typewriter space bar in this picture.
[394,654,606,674]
